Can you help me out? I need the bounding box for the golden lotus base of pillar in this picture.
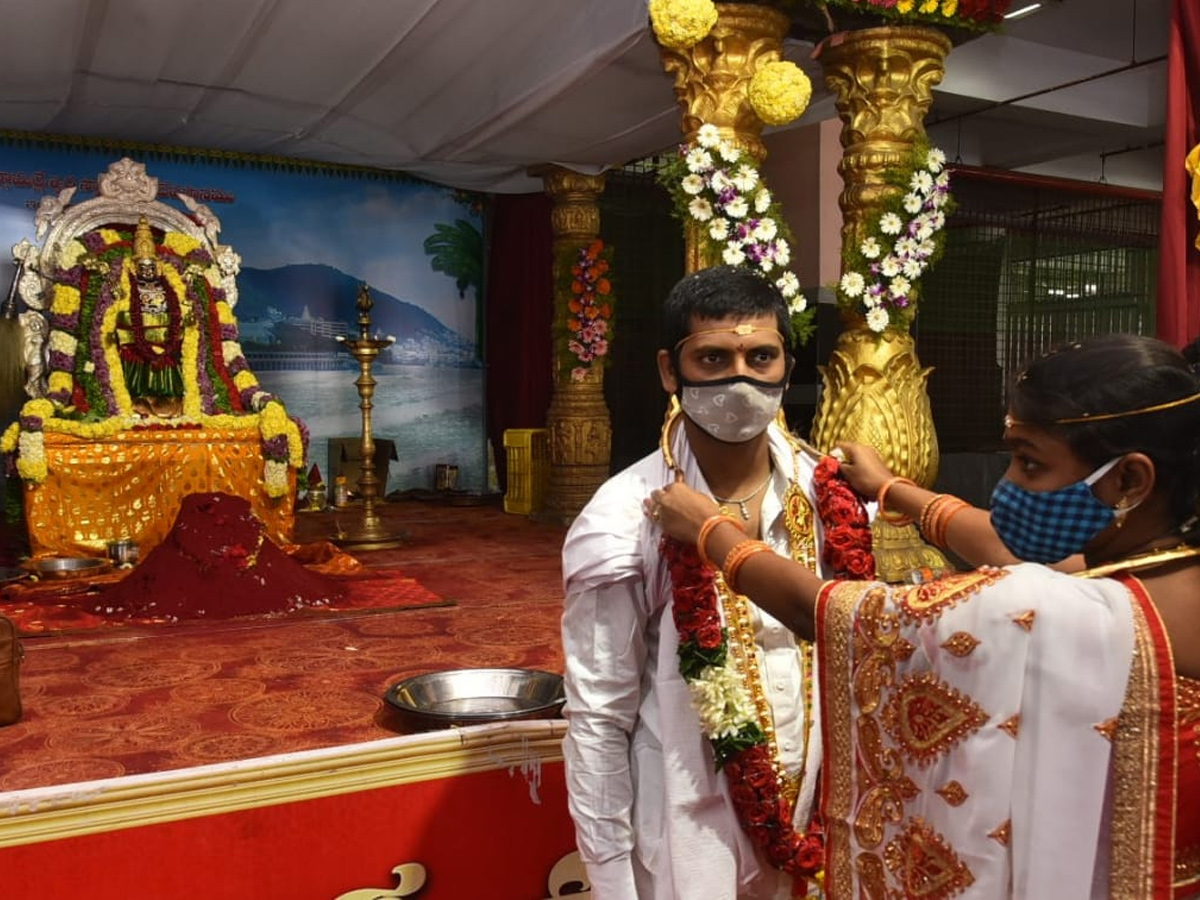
[871,519,953,584]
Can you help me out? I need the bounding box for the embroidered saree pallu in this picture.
[25,428,295,557]
[815,563,1181,899]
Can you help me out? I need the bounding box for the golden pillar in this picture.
[809,26,953,581]
[658,2,791,270]
[539,167,612,522]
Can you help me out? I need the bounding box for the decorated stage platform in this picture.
[0,498,582,898]
[0,721,584,898]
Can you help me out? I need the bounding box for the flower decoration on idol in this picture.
[0,223,307,499]
[563,239,615,383]
[835,142,953,334]
[659,123,816,344]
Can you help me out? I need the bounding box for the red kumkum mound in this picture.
[89,492,347,621]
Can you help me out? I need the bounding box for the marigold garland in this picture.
[823,0,1013,32]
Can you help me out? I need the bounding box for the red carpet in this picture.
[0,566,452,636]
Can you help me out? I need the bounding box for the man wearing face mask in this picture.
[560,265,830,899]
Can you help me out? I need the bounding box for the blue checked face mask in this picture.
[989,457,1121,563]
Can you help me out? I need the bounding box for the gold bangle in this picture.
[698,514,744,569]
[877,476,917,526]
[722,539,773,595]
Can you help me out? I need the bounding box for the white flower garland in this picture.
[836,144,952,334]
[662,123,812,341]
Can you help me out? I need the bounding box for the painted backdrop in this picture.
[0,138,487,494]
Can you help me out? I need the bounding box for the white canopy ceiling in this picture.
[0,0,1169,194]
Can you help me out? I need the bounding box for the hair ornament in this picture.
[1006,390,1200,428]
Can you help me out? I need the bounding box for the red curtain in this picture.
[1158,0,1200,347]
[484,193,554,489]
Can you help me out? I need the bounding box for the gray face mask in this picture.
[679,375,785,443]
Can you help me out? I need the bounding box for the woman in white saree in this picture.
[648,334,1200,899]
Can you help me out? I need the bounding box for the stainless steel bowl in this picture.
[25,556,111,579]
[384,667,565,732]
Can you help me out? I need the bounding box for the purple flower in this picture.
[49,312,79,332]
[19,415,43,430]
[81,232,107,253]
[227,356,248,376]
[261,434,289,461]
[48,349,74,372]
[53,266,85,289]
[220,324,238,341]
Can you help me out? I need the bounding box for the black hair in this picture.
[660,265,795,369]
[1010,333,1200,528]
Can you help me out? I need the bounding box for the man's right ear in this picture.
[657,349,679,394]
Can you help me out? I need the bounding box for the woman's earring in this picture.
[1114,495,1132,528]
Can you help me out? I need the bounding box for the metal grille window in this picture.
[917,168,1161,452]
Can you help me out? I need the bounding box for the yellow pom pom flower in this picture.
[50,284,81,316]
[748,61,812,127]
[0,422,19,454]
[162,231,200,257]
[648,0,718,51]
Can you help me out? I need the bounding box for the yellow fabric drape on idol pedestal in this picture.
[25,429,295,558]
[809,25,954,582]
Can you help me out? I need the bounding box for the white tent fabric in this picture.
[0,0,1168,193]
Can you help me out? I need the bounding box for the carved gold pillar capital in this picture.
[534,165,612,522]
[657,2,789,272]
[539,168,608,238]
[658,2,789,160]
[815,25,950,250]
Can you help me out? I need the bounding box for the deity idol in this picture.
[116,217,187,417]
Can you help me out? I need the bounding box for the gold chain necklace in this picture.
[713,470,773,521]
[1075,543,1200,579]
[717,444,816,808]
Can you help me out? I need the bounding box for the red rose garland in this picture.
[662,451,875,894]
[662,536,825,890]
[813,455,875,580]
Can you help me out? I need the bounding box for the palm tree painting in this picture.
[423,219,484,351]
